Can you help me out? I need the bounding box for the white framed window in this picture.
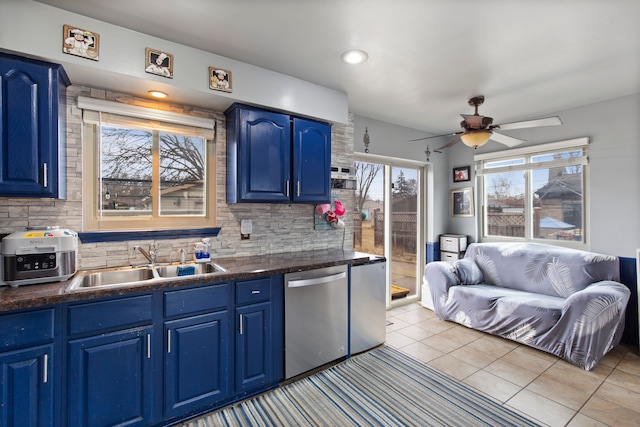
[475,137,589,247]
[79,97,216,231]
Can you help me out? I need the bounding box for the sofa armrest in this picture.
[553,280,631,369]
[424,261,460,318]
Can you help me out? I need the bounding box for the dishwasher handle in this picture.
[287,271,346,288]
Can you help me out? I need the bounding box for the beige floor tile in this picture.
[392,308,433,324]
[465,335,518,359]
[437,325,484,345]
[427,354,479,381]
[616,351,640,377]
[501,346,556,374]
[421,333,465,353]
[463,370,521,403]
[414,318,456,334]
[566,413,609,427]
[605,369,640,394]
[598,344,629,368]
[526,375,593,410]
[449,344,499,368]
[399,341,444,363]
[385,331,416,349]
[540,361,607,395]
[385,317,411,332]
[484,358,539,387]
[580,395,640,427]
[506,389,576,427]
[593,381,640,413]
[396,325,435,341]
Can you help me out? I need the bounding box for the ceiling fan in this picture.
[410,96,562,150]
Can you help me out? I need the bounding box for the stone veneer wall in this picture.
[0,85,355,270]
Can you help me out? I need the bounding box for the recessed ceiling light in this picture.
[148,90,168,99]
[340,49,369,65]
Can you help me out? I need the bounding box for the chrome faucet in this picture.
[133,245,156,265]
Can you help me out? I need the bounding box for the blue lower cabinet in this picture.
[67,326,154,427]
[0,344,54,427]
[235,301,272,393]
[164,310,230,418]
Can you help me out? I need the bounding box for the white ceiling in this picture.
[35,0,640,137]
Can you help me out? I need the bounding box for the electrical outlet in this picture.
[241,219,252,239]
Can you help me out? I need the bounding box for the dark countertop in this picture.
[0,250,382,312]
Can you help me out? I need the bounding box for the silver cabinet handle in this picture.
[42,163,48,188]
[251,290,260,294]
[43,353,48,383]
[167,329,171,354]
[286,180,290,197]
[287,272,347,288]
[147,334,151,359]
[296,181,300,197]
[239,314,243,335]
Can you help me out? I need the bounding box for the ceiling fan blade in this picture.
[435,137,461,151]
[490,131,525,147]
[408,131,461,143]
[495,116,562,131]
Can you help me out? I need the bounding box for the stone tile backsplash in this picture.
[0,86,355,270]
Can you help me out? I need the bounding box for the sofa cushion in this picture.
[465,242,620,298]
[447,284,564,338]
[453,258,484,285]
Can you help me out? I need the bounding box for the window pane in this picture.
[159,133,206,216]
[532,166,583,242]
[99,126,152,216]
[484,171,525,237]
[353,161,384,257]
[391,167,418,300]
[484,158,525,169]
[531,149,583,163]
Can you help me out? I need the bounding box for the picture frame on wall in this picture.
[453,165,471,182]
[208,67,232,92]
[451,187,474,217]
[145,48,173,78]
[62,24,99,61]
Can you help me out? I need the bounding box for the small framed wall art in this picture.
[62,24,99,61]
[451,187,474,217]
[145,48,173,78]
[453,165,471,182]
[209,67,232,93]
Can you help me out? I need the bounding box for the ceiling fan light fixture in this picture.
[340,49,368,65]
[460,130,492,148]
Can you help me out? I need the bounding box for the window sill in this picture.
[77,227,221,243]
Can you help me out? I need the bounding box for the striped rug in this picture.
[182,346,540,426]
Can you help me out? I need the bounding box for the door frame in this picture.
[353,153,430,308]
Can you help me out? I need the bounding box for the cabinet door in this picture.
[164,311,230,418]
[0,56,66,198]
[67,327,154,427]
[292,117,331,203]
[0,344,53,427]
[235,301,272,393]
[238,108,291,202]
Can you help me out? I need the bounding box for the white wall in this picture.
[0,0,348,124]
[446,93,640,258]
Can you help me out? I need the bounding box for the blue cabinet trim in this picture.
[78,227,221,243]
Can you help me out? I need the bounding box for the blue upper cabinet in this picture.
[0,52,70,198]
[226,103,331,204]
[292,117,331,203]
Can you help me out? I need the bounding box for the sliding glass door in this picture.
[353,156,425,307]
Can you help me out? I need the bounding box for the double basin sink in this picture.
[67,262,228,292]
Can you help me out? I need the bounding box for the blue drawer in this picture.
[0,308,54,350]
[68,295,153,336]
[164,282,229,317]
[236,278,271,305]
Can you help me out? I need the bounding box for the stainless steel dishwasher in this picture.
[284,264,348,379]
